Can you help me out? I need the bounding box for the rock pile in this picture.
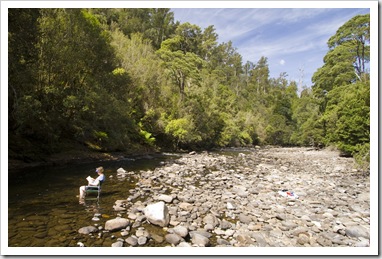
[78,147,370,247]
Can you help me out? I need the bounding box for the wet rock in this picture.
[117,167,127,174]
[113,200,128,211]
[105,217,130,231]
[33,232,47,239]
[78,226,98,235]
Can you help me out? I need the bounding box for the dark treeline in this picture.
[8,9,370,169]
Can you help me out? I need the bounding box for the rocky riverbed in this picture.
[76,147,370,247]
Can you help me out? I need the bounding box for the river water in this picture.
[8,153,180,247]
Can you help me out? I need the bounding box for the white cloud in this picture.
[279,59,286,65]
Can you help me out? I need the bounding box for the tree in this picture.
[157,34,204,101]
[290,88,324,146]
[312,14,370,94]
[251,56,270,94]
[311,13,370,158]
[8,8,40,132]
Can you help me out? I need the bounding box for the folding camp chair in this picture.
[85,180,104,201]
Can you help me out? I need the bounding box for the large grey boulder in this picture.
[105,217,130,231]
[144,201,170,227]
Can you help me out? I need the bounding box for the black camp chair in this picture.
[85,180,104,201]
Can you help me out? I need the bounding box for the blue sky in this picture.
[171,8,370,88]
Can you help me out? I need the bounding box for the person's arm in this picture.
[89,175,102,186]
[86,176,95,184]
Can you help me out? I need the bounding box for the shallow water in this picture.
[8,153,179,247]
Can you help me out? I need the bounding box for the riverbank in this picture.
[8,143,159,172]
[76,147,370,248]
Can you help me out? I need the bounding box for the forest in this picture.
[8,9,370,169]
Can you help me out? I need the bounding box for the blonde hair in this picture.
[96,166,104,173]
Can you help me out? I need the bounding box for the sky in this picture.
[171,8,370,89]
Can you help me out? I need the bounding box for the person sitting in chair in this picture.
[79,166,105,203]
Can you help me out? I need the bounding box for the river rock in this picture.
[111,241,124,247]
[156,194,174,203]
[177,242,192,247]
[236,234,255,246]
[345,225,370,239]
[297,233,310,245]
[117,168,127,174]
[173,225,188,238]
[78,226,98,235]
[165,233,182,245]
[125,236,138,246]
[251,232,268,247]
[178,202,193,211]
[203,214,219,227]
[238,214,253,224]
[105,217,130,231]
[138,236,147,245]
[227,202,236,210]
[220,219,232,230]
[151,233,164,243]
[217,238,230,246]
[144,201,170,227]
[190,232,210,247]
[135,228,150,238]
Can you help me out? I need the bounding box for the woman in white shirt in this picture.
[79,166,105,203]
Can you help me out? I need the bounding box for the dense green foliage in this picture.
[8,9,370,169]
[312,14,370,168]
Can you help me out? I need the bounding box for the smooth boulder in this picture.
[144,201,170,227]
[105,217,130,231]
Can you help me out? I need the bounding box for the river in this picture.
[8,153,180,247]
